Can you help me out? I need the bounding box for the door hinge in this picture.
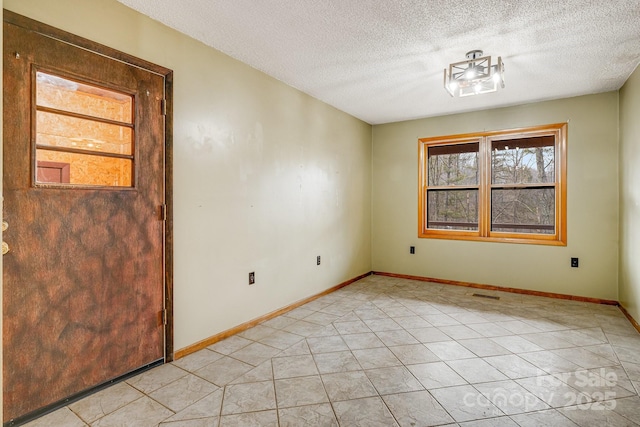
[160,99,167,116]
[160,204,167,221]
[162,309,168,325]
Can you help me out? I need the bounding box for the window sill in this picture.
[418,231,567,246]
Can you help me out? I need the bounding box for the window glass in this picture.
[427,189,478,230]
[36,111,133,156]
[418,124,567,245]
[36,149,132,187]
[34,71,135,188]
[36,71,133,123]
[492,137,554,184]
[491,188,555,234]
[428,143,478,186]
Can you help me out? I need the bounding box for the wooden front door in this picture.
[3,14,170,422]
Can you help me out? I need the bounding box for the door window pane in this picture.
[36,149,132,187]
[34,70,135,188]
[36,111,133,156]
[36,71,133,123]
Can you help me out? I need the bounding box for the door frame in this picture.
[3,10,175,361]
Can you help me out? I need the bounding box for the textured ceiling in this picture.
[117,0,640,124]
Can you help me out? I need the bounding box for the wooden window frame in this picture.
[418,123,567,246]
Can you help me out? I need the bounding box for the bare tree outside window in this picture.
[491,136,555,234]
[427,143,478,230]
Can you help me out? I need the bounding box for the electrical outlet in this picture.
[410,246,415,254]
[571,258,579,268]
[317,255,321,265]
[249,272,255,284]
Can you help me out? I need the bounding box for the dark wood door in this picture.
[3,19,166,421]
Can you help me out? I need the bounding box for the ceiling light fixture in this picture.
[444,50,504,97]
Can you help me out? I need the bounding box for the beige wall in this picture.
[372,93,620,301]
[620,65,640,321]
[4,0,372,351]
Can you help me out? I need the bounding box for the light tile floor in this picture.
[25,275,640,426]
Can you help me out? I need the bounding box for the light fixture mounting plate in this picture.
[465,50,484,60]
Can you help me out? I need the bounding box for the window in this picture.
[418,123,567,245]
[34,70,135,187]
